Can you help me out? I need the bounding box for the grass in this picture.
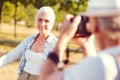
[0,23,83,80]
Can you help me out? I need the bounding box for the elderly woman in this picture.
[0,6,57,80]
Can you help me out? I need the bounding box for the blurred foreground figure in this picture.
[39,0,120,80]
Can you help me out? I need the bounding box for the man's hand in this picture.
[39,14,81,80]
[72,34,97,57]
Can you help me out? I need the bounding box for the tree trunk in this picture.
[0,2,3,32]
[14,0,17,38]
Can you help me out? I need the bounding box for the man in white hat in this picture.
[39,0,120,80]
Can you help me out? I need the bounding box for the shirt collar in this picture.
[98,46,120,56]
[46,33,55,43]
[33,33,55,43]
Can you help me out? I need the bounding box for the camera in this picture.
[71,16,91,37]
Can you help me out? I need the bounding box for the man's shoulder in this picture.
[80,56,102,65]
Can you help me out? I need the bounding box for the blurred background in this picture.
[0,0,88,80]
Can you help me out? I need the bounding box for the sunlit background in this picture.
[0,0,88,80]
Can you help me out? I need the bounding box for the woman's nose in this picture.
[41,21,46,26]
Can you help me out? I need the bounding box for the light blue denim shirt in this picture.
[0,33,57,74]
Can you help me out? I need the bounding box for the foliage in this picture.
[51,0,88,30]
[1,0,88,28]
[2,1,26,23]
[31,0,88,15]
[25,4,38,28]
[22,0,88,19]
[2,1,15,23]
[58,0,88,15]
[16,2,26,21]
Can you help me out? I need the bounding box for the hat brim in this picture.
[80,9,120,17]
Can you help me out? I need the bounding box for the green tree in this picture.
[2,1,15,23]
[25,4,37,28]
[31,0,88,14]
[59,0,88,15]
[16,2,26,21]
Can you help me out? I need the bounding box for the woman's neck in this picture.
[38,33,49,41]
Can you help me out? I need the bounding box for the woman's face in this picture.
[36,12,54,35]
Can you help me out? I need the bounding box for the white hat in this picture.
[80,0,120,17]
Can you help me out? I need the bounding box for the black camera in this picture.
[71,16,91,37]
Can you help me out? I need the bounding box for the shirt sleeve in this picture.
[0,38,27,67]
[63,57,104,80]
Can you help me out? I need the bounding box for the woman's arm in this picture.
[0,38,27,67]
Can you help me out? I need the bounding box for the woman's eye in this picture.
[45,20,49,23]
[38,19,42,22]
